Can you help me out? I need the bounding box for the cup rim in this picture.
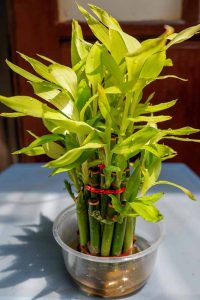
[53,204,164,263]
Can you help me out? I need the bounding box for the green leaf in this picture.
[6,59,42,83]
[89,4,121,31]
[141,154,162,196]
[49,64,77,99]
[44,142,104,168]
[78,5,110,51]
[31,81,79,119]
[136,192,165,204]
[12,134,64,155]
[0,96,44,118]
[154,180,196,201]
[51,92,79,119]
[155,75,188,82]
[71,20,90,66]
[43,114,96,135]
[64,179,75,200]
[162,126,200,136]
[80,94,98,121]
[36,54,57,64]
[142,144,177,160]
[126,34,167,81]
[85,42,103,92]
[125,160,141,201]
[112,126,158,156]
[0,112,26,117]
[50,152,90,175]
[102,50,123,84]
[76,79,92,112]
[22,146,45,156]
[129,201,163,222]
[135,100,177,115]
[18,52,54,82]
[98,85,111,120]
[43,142,65,159]
[129,115,172,123]
[109,29,128,64]
[140,50,166,79]
[163,136,200,143]
[30,81,60,101]
[167,24,200,48]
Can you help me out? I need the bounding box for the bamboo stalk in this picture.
[111,169,128,256]
[123,217,136,254]
[76,191,89,250]
[100,203,115,257]
[111,217,127,256]
[88,167,101,255]
[88,199,101,255]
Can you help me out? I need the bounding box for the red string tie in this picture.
[85,185,126,195]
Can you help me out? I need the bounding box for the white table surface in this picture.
[0,163,200,300]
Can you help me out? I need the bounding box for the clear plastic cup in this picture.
[53,204,164,298]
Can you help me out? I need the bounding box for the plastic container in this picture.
[53,205,164,298]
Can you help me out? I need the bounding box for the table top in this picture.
[0,163,200,300]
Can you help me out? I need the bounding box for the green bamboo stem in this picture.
[100,173,108,220]
[111,217,127,256]
[88,199,101,255]
[100,203,115,256]
[123,217,136,254]
[76,191,89,249]
[88,167,101,255]
[110,168,129,256]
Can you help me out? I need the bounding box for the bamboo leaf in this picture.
[44,142,104,168]
[78,5,110,51]
[141,154,162,196]
[85,42,103,92]
[136,192,165,204]
[89,4,121,30]
[76,79,92,112]
[140,50,166,79]
[129,115,172,123]
[135,100,177,115]
[22,146,45,156]
[18,52,54,82]
[6,59,42,83]
[0,96,44,118]
[102,50,123,84]
[154,180,196,201]
[167,24,200,48]
[50,152,90,175]
[43,113,96,135]
[112,126,158,156]
[109,29,128,64]
[80,94,98,121]
[49,64,77,99]
[36,54,57,64]
[125,160,141,201]
[0,112,26,117]
[71,20,90,66]
[129,202,163,222]
[163,136,200,143]
[142,144,177,160]
[98,85,111,120]
[43,142,65,159]
[12,134,64,155]
[162,126,200,136]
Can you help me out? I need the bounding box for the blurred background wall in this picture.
[0,0,200,174]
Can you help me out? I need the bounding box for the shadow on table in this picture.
[0,215,94,300]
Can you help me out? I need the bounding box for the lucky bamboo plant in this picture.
[0,5,200,257]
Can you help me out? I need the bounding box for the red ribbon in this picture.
[85,185,126,195]
[97,164,105,170]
